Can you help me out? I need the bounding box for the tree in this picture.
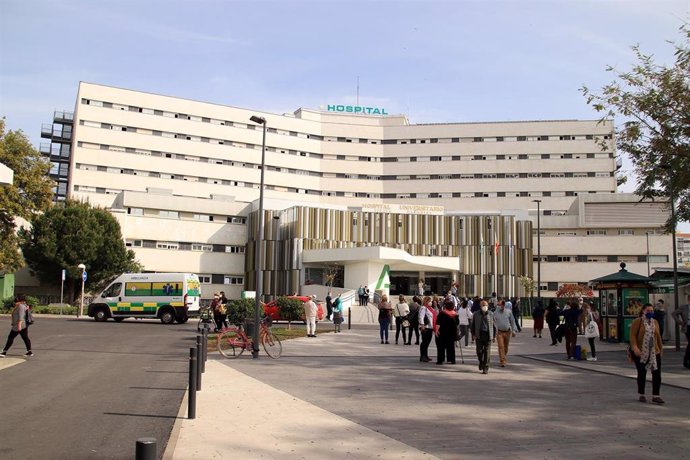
[0,119,54,273]
[518,276,537,312]
[18,200,141,301]
[276,296,303,330]
[555,284,594,300]
[226,298,255,327]
[582,26,690,229]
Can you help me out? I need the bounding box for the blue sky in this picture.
[1,0,688,227]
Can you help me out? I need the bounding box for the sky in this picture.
[1,0,688,227]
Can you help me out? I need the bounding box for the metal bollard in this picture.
[188,347,197,419]
[196,336,203,391]
[135,437,157,460]
[202,329,208,372]
[348,307,351,330]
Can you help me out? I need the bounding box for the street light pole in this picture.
[249,115,267,359]
[532,200,542,304]
[78,263,86,318]
[646,231,651,277]
[670,192,680,352]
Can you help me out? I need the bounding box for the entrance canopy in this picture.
[303,246,459,272]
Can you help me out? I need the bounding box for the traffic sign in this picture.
[82,271,88,282]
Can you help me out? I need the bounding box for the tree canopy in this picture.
[0,119,54,273]
[19,200,141,298]
[582,26,690,229]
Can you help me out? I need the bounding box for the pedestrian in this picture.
[532,300,545,338]
[393,295,410,345]
[545,299,561,346]
[631,303,664,403]
[364,286,370,305]
[407,296,421,345]
[435,299,459,365]
[583,303,599,361]
[357,285,364,306]
[377,294,393,344]
[471,300,495,374]
[332,298,343,333]
[577,297,586,335]
[672,294,690,369]
[1,294,33,358]
[418,296,435,362]
[590,303,604,341]
[494,299,517,367]
[304,295,318,337]
[457,299,473,347]
[654,299,666,341]
[418,279,425,296]
[210,293,224,332]
[325,290,333,321]
[219,291,229,328]
[512,298,522,332]
[562,301,580,359]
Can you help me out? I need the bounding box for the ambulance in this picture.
[88,273,201,323]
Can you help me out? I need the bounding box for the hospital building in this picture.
[28,82,673,301]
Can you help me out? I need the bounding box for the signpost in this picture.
[60,269,65,315]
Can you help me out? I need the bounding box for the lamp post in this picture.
[532,200,542,303]
[670,192,680,352]
[77,263,86,318]
[645,231,651,277]
[249,115,267,359]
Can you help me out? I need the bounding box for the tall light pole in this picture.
[670,192,680,352]
[249,115,267,359]
[532,200,542,304]
[645,231,651,277]
[77,263,86,318]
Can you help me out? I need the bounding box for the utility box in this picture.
[0,273,15,302]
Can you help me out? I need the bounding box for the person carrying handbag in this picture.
[1,294,34,358]
[583,303,600,361]
[394,295,410,345]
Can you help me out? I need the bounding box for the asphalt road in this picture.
[0,316,197,460]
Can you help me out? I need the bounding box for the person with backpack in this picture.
[1,294,34,358]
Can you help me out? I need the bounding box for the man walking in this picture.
[304,295,318,337]
[472,300,495,374]
[672,294,690,369]
[325,290,333,321]
[493,299,517,367]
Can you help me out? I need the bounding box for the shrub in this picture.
[226,298,256,326]
[277,296,304,328]
[2,296,39,310]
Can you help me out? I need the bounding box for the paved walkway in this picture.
[166,319,690,459]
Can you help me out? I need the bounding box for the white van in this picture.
[88,273,201,324]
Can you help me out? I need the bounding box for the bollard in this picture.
[196,336,203,391]
[348,307,352,330]
[135,437,157,460]
[202,329,208,372]
[188,347,197,419]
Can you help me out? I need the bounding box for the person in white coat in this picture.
[303,295,319,337]
[457,299,473,347]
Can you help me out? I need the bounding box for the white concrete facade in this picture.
[34,81,673,299]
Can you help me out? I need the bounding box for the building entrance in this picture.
[389,272,452,297]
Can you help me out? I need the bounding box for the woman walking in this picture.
[545,299,561,346]
[457,299,473,347]
[377,295,393,344]
[407,296,421,345]
[532,300,545,338]
[1,294,33,357]
[562,301,580,359]
[393,295,410,345]
[435,299,459,364]
[583,303,599,361]
[418,296,435,362]
[630,303,664,404]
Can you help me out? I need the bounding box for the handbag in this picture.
[397,305,411,328]
[25,308,35,325]
[584,313,599,338]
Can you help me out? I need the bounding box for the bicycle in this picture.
[197,306,215,332]
[217,316,282,359]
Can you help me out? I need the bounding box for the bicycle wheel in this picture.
[217,329,245,358]
[261,330,282,359]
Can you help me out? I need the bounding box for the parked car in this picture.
[263,295,325,322]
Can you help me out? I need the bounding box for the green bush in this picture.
[277,296,303,325]
[3,296,39,310]
[1,301,77,315]
[226,298,256,326]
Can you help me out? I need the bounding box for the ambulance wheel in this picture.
[176,316,189,324]
[113,317,125,322]
[159,308,176,324]
[93,308,109,322]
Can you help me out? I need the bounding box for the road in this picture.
[0,316,196,460]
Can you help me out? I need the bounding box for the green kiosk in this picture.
[590,263,652,343]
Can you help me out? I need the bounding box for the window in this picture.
[159,210,179,219]
[199,275,212,284]
[618,229,634,236]
[223,276,244,285]
[192,244,213,252]
[225,246,246,254]
[587,230,607,236]
[125,239,142,247]
[156,241,179,250]
[557,232,577,236]
[649,255,669,263]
